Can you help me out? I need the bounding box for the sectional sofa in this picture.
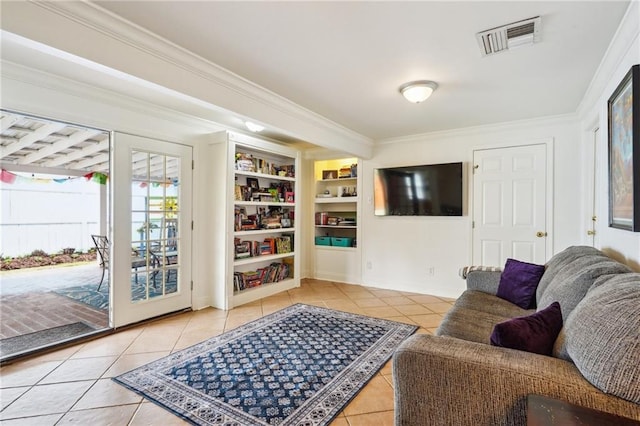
[393,245,640,425]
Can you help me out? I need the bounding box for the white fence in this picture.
[0,178,101,257]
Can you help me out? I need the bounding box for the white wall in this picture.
[0,178,100,256]
[579,1,640,270]
[359,116,581,298]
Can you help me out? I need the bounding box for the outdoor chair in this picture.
[91,234,109,291]
[131,248,160,289]
[92,235,161,291]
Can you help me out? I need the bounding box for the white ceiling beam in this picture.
[17,129,103,165]
[91,161,110,174]
[0,122,67,159]
[43,137,109,167]
[0,161,89,177]
[72,152,109,170]
[0,113,21,132]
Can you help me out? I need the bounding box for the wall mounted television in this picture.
[374,162,463,216]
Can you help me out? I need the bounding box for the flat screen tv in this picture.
[374,162,463,216]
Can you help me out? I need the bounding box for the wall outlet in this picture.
[366,261,372,270]
[427,267,435,276]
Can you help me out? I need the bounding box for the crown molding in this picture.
[29,1,373,156]
[375,113,578,146]
[576,0,639,119]
[1,60,226,141]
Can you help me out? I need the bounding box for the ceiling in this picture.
[0,110,178,177]
[0,110,110,174]
[90,0,630,140]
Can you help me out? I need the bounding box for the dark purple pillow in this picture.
[496,258,545,309]
[490,302,563,356]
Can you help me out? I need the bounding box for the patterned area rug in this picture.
[114,303,417,425]
[55,276,177,310]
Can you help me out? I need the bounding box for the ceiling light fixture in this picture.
[399,80,438,103]
[245,121,264,132]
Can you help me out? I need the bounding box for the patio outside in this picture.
[1,110,182,360]
[0,264,109,359]
[1,110,112,360]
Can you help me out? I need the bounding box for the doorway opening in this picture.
[0,110,111,360]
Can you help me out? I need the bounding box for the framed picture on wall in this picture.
[608,64,640,232]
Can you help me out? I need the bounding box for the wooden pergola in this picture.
[0,110,110,175]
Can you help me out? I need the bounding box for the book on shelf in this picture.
[315,212,328,225]
[260,241,273,255]
[263,237,276,255]
[235,152,296,178]
[234,240,252,259]
[276,235,292,254]
[233,261,291,292]
[234,235,292,259]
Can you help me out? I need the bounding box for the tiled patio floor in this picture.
[0,264,109,353]
[0,292,108,339]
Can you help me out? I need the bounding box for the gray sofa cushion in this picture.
[535,246,603,301]
[436,291,531,344]
[537,255,631,320]
[452,290,534,318]
[565,273,640,404]
[466,270,503,295]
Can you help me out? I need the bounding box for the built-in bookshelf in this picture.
[313,158,361,284]
[208,131,300,309]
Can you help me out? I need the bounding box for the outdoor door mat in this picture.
[0,321,95,357]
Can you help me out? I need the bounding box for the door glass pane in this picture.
[131,151,180,301]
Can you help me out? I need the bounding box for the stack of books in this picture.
[233,262,291,292]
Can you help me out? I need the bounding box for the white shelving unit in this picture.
[207,131,300,309]
[313,159,361,284]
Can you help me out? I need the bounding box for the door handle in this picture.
[536,231,547,238]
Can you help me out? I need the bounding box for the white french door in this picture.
[111,133,192,328]
[472,144,548,266]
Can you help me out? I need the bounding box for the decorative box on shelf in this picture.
[315,236,331,246]
[331,237,353,247]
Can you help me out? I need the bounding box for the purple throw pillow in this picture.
[490,302,563,356]
[496,258,545,309]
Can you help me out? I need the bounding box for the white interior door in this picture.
[111,133,192,328]
[472,144,547,266]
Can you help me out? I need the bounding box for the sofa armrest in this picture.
[393,334,640,426]
[466,270,502,294]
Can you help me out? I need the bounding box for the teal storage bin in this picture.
[315,236,331,246]
[331,237,353,247]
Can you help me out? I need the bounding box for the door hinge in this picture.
[472,221,475,228]
[191,220,194,230]
[192,160,194,170]
[190,281,193,290]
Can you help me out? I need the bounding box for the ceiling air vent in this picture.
[476,16,541,57]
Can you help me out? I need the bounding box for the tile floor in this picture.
[1,264,109,339]
[0,279,454,425]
